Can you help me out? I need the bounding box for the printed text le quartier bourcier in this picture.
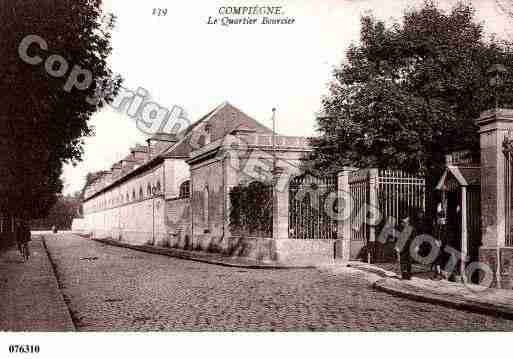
[207,6,295,26]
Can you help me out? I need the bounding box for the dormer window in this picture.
[179,180,190,198]
[204,123,211,145]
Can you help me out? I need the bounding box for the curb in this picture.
[89,237,316,270]
[373,278,513,320]
[339,261,513,320]
[347,262,399,279]
[39,236,76,331]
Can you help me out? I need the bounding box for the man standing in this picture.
[396,214,415,280]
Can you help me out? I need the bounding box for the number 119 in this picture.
[152,8,167,16]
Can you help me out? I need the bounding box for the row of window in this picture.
[85,179,193,214]
[86,180,163,212]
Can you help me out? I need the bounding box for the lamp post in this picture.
[488,63,507,111]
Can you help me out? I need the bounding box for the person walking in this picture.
[15,219,31,261]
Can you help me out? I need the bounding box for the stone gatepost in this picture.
[337,167,357,261]
[272,167,289,241]
[477,109,513,287]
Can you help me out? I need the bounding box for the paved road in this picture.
[0,237,74,331]
[44,233,513,331]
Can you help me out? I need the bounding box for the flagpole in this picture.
[272,108,276,174]
[271,108,277,242]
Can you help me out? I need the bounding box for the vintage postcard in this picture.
[2,0,513,357]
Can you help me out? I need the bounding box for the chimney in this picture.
[111,161,123,179]
[120,154,137,175]
[147,132,178,159]
[102,171,113,186]
[131,144,148,164]
[230,126,257,146]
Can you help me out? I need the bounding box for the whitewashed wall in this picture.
[82,164,167,245]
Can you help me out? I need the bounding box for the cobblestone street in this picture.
[43,233,513,331]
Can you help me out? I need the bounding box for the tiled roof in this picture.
[131,144,148,153]
[148,132,178,142]
[84,102,277,199]
[436,166,480,190]
[163,102,273,158]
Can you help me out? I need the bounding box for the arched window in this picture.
[147,183,152,196]
[156,181,161,193]
[139,187,143,199]
[132,189,136,201]
[179,180,190,198]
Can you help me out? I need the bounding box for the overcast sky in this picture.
[61,0,513,195]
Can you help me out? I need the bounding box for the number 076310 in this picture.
[8,345,40,354]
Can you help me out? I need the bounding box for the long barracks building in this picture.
[78,102,323,263]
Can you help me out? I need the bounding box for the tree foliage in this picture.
[30,192,82,230]
[229,182,273,238]
[305,1,513,176]
[0,0,120,219]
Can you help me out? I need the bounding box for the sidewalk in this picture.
[0,236,75,331]
[89,236,319,269]
[332,261,513,320]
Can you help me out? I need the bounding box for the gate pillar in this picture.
[273,167,289,240]
[337,167,357,261]
[477,109,513,248]
[477,109,513,287]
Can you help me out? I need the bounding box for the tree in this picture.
[305,1,513,177]
[79,170,109,200]
[0,0,120,220]
[30,193,82,230]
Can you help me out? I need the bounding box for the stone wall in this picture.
[164,159,189,199]
[480,247,513,289]
[190,160,225,238]
[169,235,276,261]
[274,239,335,264]
[83,196,166,246]
[350,238,366,260]
[166,198,192,248]
[83,164,168,245]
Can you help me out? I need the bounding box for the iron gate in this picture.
[288,173,338,239]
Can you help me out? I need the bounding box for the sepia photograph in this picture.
[2,0,513,357]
